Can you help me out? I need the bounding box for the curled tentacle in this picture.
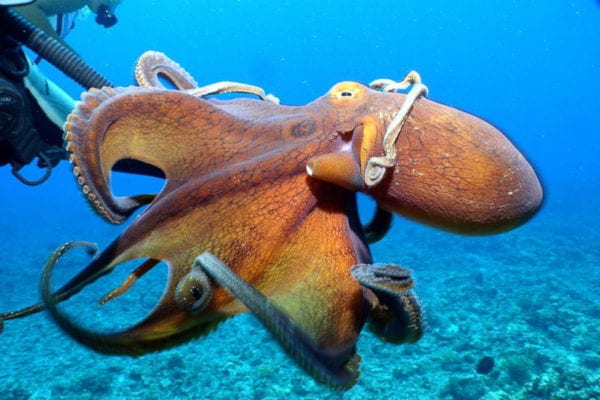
[369,70,422,92]
[364,71,428,187]
[37,242,217,355]
[0,241,98,327]
[351,263,415,293]
[65,86,157,224]
[135,50,198,89]
[135,50,279,102]
[39,242,162,355]
[351,263,424,344]
[363,206,393,244]
[195,252,360,390]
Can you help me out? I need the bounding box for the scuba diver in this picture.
[0,0,120,185]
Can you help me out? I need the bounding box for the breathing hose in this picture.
[0,7,113,89]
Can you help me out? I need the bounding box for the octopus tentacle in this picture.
[363,206,393,244]
[195,252,360,390]
[352,263,415,292]
[186,82,279,103]
[0,302,43,326]
[351,263,424,343]
[369,70,422,92]
[135,50,198,89]
[99,258,159,305]
[0,241,98,327]
[136,50,279,102]
[0,302,44,324]
[66,51,283,225]
[364,71,428,186]
[64,86,157,224]
[40,242,171,355]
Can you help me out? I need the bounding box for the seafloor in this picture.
[1,171,598,399]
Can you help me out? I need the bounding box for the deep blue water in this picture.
[1,1,599,399]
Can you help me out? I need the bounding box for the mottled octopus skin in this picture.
[44,53,541,388]
[64,86,376,355]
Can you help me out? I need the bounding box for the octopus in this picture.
[0,51,543,389]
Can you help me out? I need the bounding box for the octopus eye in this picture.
[339,90,354,98]
[175,270,213,313]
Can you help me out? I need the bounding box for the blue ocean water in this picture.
[1,1,599,399]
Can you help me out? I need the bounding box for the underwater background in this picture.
[1,1,599,399]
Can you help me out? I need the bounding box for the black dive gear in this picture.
[0,7,113,89]
[0,75,64,185]
[0,32,64,185]
[0,2,163,184]
[0,36,28,78]
[95,4,118,28]
[0,3,114,184]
